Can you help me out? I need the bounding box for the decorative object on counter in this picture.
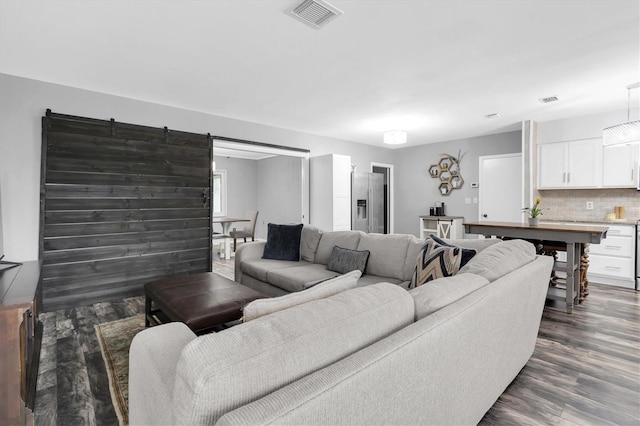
[522,197,543,226]
[602,82,640,146]
[430,201,446,216]
[615,206,626,220]
[428,149,466,195]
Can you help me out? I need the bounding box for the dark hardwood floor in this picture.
[34,260,639,425]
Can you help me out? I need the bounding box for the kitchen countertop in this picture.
[542,219,638,226]
[419,215,465,220]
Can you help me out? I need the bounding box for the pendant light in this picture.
[603,82,640,146]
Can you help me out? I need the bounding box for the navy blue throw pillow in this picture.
[429,234,477,268]
[263,223,304,261]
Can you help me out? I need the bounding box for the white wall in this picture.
[537,108,639,143]
[393,131,522,236]
[0,73,394,260]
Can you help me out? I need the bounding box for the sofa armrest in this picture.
[129,322,196,426]
[234,241,266,282]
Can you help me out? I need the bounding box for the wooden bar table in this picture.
[464,221,608,314]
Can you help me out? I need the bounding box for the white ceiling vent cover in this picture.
[287,0,343,30]
[539,95,559,104]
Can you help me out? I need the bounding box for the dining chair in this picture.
[230,211,259,252]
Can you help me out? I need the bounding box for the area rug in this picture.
[95,314,146,426]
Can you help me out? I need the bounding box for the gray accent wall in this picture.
[256,156,304,239]
[393,131,522,236]
[213,155,258,225]
[214,155,305,240]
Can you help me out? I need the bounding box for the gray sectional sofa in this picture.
[234,226,481,296]
[129,236,554,425]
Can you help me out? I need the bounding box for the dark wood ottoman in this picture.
[144,272,266,334]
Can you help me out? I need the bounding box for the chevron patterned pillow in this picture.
[411,239,463,288]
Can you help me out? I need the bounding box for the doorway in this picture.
[371,163,394,234]
[478,153,523,222]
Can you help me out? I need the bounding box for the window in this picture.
[212,170,227,217]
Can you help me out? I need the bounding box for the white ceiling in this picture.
[1,0,638,148]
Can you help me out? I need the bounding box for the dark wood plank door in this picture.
[40,111,213,311]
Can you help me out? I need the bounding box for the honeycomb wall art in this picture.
[428,150,466,195]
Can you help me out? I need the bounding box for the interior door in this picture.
[41,111,213,311]
[369,173,385,233]
[479,153,523,222]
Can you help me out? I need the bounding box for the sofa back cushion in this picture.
[410,273,490,320]
[458,239,536,281]
[243,270,361,322]
[172,282,414,424]
[357,233,411,280]
[441,238,502,252]
[314,231,364,265]
[403,236,426,281]
[300,225,323,263]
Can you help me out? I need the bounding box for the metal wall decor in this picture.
[428,150,466,195]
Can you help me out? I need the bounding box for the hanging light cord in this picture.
[627,87,631,123]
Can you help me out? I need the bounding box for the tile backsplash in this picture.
[538,188,640,222]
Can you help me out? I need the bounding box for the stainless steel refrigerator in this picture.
[351,172,384,233]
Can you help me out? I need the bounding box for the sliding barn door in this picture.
[40,111,212,311]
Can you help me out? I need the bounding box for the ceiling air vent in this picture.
[539,95,559,104]
[286,0,343,30]
[485,113,502,119]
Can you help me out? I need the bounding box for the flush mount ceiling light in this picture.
[383,130,407,145]
[603,82,640,146]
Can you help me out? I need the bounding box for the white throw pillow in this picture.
[242,270,361,322]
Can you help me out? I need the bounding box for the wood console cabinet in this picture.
[419,216,464,240]
[0,261,42,426]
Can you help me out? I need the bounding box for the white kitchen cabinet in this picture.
[549,222,636,289]
[602,143,640,188]
[310,154,351,231]
[419,216,464,240]
[587,223,636,289]
[538,139,601,189]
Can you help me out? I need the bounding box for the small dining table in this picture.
[464,221,609,314]
[212,217,250,260]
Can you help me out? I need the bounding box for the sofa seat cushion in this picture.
[240,258,310,282]
[243,270,361,322]
[357,233,411,280]
[314,231,364,265]
[356,274,404,288]
[410,273,490,320]
[172,283,415,425]
[458,239,536,282]
[267,263,341,292]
